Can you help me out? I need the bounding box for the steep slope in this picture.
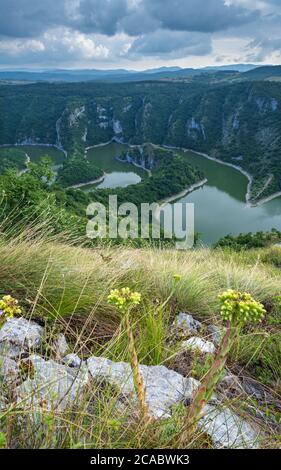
[0,234,280,448]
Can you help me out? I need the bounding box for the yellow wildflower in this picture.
[107,287,141,312]
[218,289,265,325]
[173,274,182,283]
[0,294,22,324]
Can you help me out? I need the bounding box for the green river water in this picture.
[86,143,281,245]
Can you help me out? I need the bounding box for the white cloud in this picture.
[50,29,109,59]
[0,39,45,55]
[0,28,110,66]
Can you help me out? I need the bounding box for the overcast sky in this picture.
[0,0,280,70]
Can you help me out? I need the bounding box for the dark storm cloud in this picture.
[142,0,260,34]
[0,0,65,38]
[0,0,260,38]
[73,0,260,36]
[73,0,129,36]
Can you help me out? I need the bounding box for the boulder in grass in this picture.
[199,404,261,449]
[52,333,69,359]
[172,313,203,336]
[16,355,89,410]
[182,337,216,355]
[62,354,82,368]
[86,356,200,419]
[0,317,44,358]
[0,355,19,386]
[207,324,223,346]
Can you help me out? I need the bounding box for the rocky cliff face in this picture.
[0,81,280,200]
[118,144,158,172]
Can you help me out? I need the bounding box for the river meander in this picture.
[86,142,281,245]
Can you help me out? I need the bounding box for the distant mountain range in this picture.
[0,64,276,83]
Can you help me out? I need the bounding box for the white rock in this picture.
[62,354,82,368]
[199,404,260,449]
[182,337,216,354]
[0,318,44,358]
[208,324,223,346]
[140,365,200,419]
[87,357,135,395]
[0,355,19,386]
[113,119,123,134]
[52,333,69,358]
[173,313,202,335]
[69,105,85,127]
[0,395,8,411]
[17,355,89,410]
[86,356,200,419]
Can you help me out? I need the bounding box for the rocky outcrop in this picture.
[187,118,206,141]
[69,106,85,128]
[113,119,123,135]
[0,316,263,448]
[118,144,156,173]
[172,312,222,351]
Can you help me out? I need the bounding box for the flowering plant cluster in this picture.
[219,289,266,325]
[107,287,150,422]
[173,274,182,283]
[0,295,21,323]
[184,289,267,441]
[107,287,141,312]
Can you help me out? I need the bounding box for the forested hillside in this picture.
[0,80,281,202]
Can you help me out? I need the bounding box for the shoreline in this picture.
[85,138,152,178]
[116,156,152,177]
[68,173,105,189]
[183,149,281,208]
[250,190,281,207]
[154,178,208,221]
[161,144,281,207]
[83,140,257,205]
[161,144,254,206]
[186,150,253,206]
[84,138,119,155]
[0,142,67,158]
